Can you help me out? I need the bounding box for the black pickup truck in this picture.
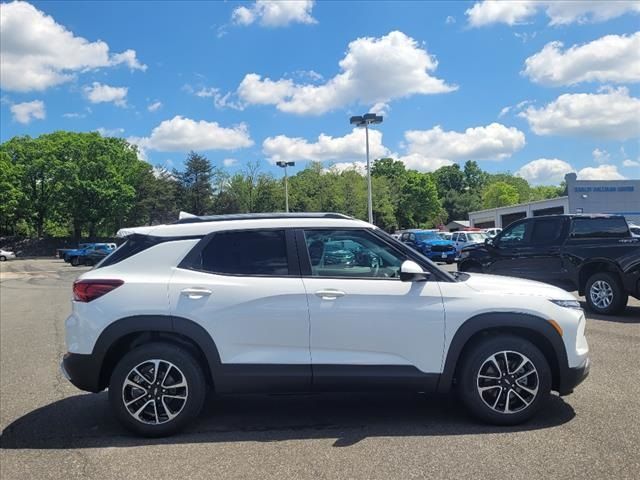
[458,215,640,315]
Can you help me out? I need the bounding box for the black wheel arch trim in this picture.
[79,315,223,393]
[437,312,571,394]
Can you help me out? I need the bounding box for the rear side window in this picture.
[571,218,629,239]
[201,230,289,276]
[531,218,565,245]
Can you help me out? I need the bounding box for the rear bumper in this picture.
[558,357,590,395]
[61,352,102,393]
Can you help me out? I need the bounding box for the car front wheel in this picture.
[458,335,551,425]
[0,256,6,262]
[109,343,206,437]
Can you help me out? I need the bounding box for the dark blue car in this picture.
[399,229,457,264]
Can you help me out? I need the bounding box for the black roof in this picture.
[175,212,353,224]
[531,214,626,220]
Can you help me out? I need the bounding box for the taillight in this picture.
[73,279,124,302]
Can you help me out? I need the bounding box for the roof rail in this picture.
[174,212,354,224]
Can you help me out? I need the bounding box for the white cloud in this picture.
[466,0,640,27]
[523,32,640,86]
[96,127,124,137]
[370,102,390,117]
[516,158,574,185]
[498,99,532,118]
[445,15,456,24]
[147,101,162,112]
[326,162,367,174]
[623,159,640,167]
[84,82,128,107]
[10,100,45,124]
[395,153,454,172]
[592,148,611,164]
[402,123,526,163]
[263,127,389,163]
[0,1,146,92]
[232,0,317,27]
[520,87,640,140]
[62,112,85,119]
[223,158,239,167]
[234,31,456,115]
[132,116,254,152]
[578,164,626,180]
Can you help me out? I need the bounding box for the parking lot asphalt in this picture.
[1,259,639,480]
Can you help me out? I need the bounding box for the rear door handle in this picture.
[315,289,346,300]
[181,288,212,299]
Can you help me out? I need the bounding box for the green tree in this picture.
[0,151,24,235]
[175,152,215,215]
[483,181,520,208]
[432,164,465,196]
[487,173,531,203]
[463,160,488,191]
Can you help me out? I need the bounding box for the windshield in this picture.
[466,233,487,242]
[415,231,440,241]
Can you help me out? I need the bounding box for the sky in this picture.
[1,0,639,185]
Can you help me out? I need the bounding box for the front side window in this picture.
[466,233,487,243]
[201,230,289,276]
[499,222,530,245]
[304,229,404,278]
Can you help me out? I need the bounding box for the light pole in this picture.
[276,161,295,212]
[350,113,383,224]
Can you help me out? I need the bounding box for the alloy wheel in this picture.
[476,350,539,414]
[590,280,613,309]
[122,359,188,425]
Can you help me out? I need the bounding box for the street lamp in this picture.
[350,113,383,224]
[276,161,295,212]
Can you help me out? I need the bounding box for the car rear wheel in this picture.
[458,335,551,425]
[109,342,206,437]
[0,256,6,262]
[585,272,627,315]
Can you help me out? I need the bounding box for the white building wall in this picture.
[469,197,569,228]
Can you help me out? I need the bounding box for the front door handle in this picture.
[181,288,212,299]
[315,289,346,300]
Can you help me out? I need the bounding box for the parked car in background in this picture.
[629,223,640,238]
[458,214,640,315]
[451,231,488,253]
[0,248,16,261]
[400,229,456,263]
[61,212,589,436]
[438,232,453,241]
[65,243,115,266]
[484,228,502,238]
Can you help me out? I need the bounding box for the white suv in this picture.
[62,213,589,436]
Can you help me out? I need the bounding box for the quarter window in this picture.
[304,229,404,278]
[201,230,289,276]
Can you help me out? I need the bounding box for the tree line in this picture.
[0,131,564,239]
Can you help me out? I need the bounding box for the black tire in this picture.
[0,256,6,262]
[458,335,551,425]
[108,342,206,437]
[84,258,94,266]
[446,258,454,264]
[70,256,80,266]
[585,272,628,315]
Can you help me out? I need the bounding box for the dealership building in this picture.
[469,173,640,228]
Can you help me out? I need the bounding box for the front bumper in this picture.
[425,250,456,261]
[61,352,103,393]
[558,357,590,395]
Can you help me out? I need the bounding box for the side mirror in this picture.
[400,260,431,282]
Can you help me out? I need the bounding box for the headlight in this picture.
[550,299,582,309]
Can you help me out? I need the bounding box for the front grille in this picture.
[431,244,454,252]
